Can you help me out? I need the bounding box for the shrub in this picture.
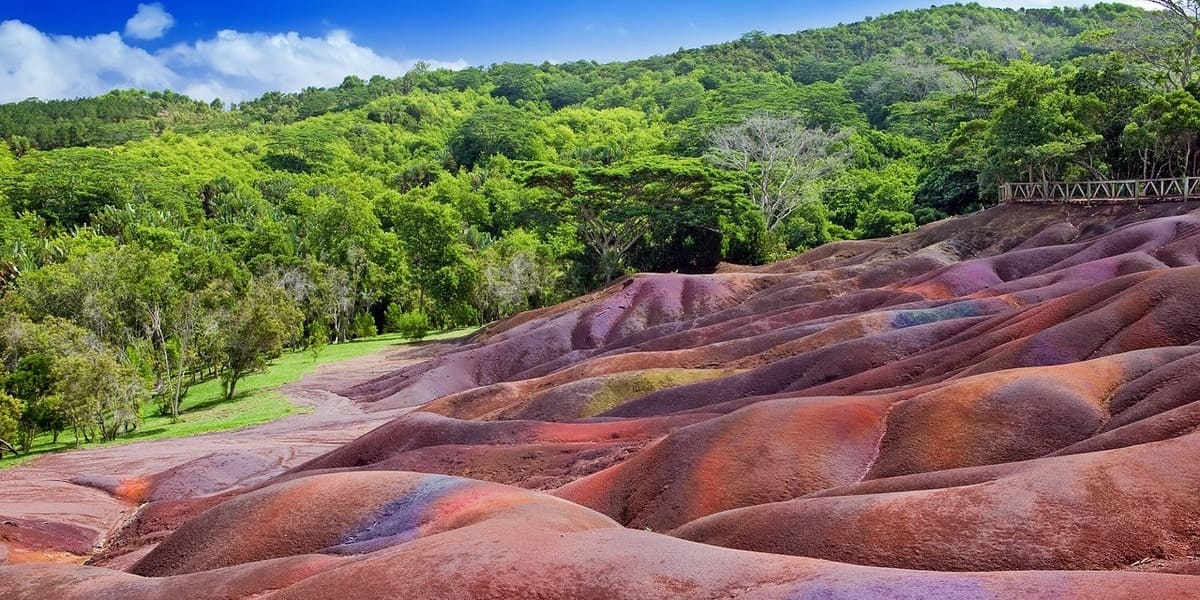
[306,320,329,361]
[393,311,430,341]
[856,207,916,238]
[350,312,377,340]
[384,303,406,334]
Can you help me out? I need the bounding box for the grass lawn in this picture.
[0,328,474,469]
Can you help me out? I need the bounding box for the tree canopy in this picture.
[0,2,1194,452]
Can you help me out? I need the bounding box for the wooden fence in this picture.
[1000,178,1200,204]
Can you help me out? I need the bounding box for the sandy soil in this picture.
[0,345,428,565]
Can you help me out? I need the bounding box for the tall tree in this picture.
[707,113,850,233]
[4,353,62,449]
[53,351,143,443]
[973,61,1104,186]
[449,104,544,169]
[216,279,302,402]
[1085,7,1199,90]
[524,157,751,283]
[1150,0,1200,88]
[0,390,22,458]
[1122,90,1200,178]
[389,198,471,315]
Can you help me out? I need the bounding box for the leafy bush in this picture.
[912,206,948,225]
[856,207,917,238]
[914,163,981,215]
[383,304,406,334]
[306,320,329,361]
[392,311,431,341]
[350,312,378,340]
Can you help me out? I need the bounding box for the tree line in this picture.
[2,2,1199,455]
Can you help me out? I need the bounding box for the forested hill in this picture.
[1,3,1136,150]
[0,2,1195,450]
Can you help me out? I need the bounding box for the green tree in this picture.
[973,61,1104,187]
[351,312,378,339]
[390,309,430,341]
[914,157,982,217]
[53,351,143,443]
[4,353,63,449]
[1121,90,1200,178]
[841,53,950,127]
[524,157,753,283]
[449,104,544,169]
[475,229,561,321]
[390,197,472,315]
[654,78,706,123]
[545,75,591,109]
[489,63,545,103]
[6,135,32,158]
[0,390,22,458]
[216,279,303,402]
[708,113,850,233]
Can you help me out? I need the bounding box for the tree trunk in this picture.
[95,411,108,442]
[224,373,240,402]
[173,357,186,423]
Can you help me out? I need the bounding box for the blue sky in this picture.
[0,1,1154,103]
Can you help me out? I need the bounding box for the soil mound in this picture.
[9,203,1200,597]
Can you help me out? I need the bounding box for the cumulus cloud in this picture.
[0,20,174,102]
[0,19,466,103]
[163,29,446,100]
[124,3,175,40]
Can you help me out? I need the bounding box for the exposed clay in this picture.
[6,203,1200,598]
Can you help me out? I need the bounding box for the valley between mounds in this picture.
[7,202,1200,598]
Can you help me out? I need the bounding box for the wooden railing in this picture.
[1000,177,1200,204]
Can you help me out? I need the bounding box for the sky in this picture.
[0,0,1159,104]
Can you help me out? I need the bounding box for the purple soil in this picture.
[0,347,424,565]
[8,202,1200,598]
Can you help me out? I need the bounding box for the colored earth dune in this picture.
[6,202,1200,598]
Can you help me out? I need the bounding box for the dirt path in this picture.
[0,345,425,566]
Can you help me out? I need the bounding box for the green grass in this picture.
[0,328,475,469]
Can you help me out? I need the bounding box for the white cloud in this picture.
[124,3,175,41]
[0,20,174,102]
[0,20,466,103]
[164,29,433,98]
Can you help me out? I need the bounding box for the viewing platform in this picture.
[1001,178,1200,205]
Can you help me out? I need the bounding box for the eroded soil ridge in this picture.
[7,203,1200,598]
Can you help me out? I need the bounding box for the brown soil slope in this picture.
[7,203,1200,598]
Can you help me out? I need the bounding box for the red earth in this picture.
[6,202,1200,598]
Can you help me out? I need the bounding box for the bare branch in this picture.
[707,113,850,233]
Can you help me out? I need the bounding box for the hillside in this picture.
[5,201,1200,597]
[9,1,1200,597]
[0,3,1139,147]
[5,3,1194,463]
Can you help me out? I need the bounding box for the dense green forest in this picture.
[1,2,1198,454]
